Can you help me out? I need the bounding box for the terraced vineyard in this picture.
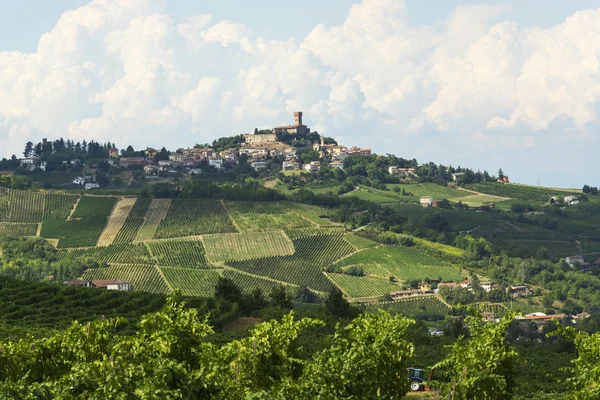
[147,239,210,268]
[112,197,152,244]
[327,273,401,298]
[344,233,378,250]
[203,231,294,263]
[334,246,462,282]
[83,264,169,294]
[135,199,171,241]
[224,201,312,232]
[227,234,355,293]
[160,267,222,297]
[0,222,38,237]
[56,243,152,265]
[0,188,45,222]
[223,270,298,295]
[155,199,236,238]
[97,197,137,246]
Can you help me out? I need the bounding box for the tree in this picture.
[434,311,518,400]
[23,141,33,158]
[324,287,354,318]
[214,276,243,303]
[269,285,292,309]
[498,168,504,179]
[295,286,318,303]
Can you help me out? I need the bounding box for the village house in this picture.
[120,157,145,167]
[431,200,442,208]
[84,183,100,190]
[497,176,510,183]
[92,280,133,291]
[169,152,184,162]
[508,284,530,298]
[220,149,238,162]
[304,161,320,172]
[482,312,497,322]
[388,166,398,175]
[282,160,300,171]
[329,161,344,170]
[208,157,224,168]
[144,165,158,175]
[63,280,95,287]
[347,146,372,157]
[108,147,119,158]
[479,282,498,292]
[437,282,458,292]
[272,111,310,135]
[461,280,472,289]
[243,133,278,145]
[251,161,268,170]
[19,157,39,171]
[144,148,157,158]
[565,255,585,267]
[420,196,433,207]
[72,176,86,185]
[192,147,214,159]
[593,259,600,268]
[397,168,415,177]
[390,289,422,299]
[564,194,579,205]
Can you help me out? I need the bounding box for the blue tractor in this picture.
[408,367,433,391]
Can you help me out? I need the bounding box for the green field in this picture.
[375,297,450,316]
[147,239,211,268]
[223,269,298,295]
[464,183,555,202]
[71,196,117,218]
[283,202,337,226]
[56,243,152,265]
[160,267,222,297]
[41,218,109,248]
[227,234,355,293]
[387,183,470,201]
[344,233,378,250]
[42,194,79,220]
[156,199,236,238]
[202,231,294,263]
[327,273,401,298]
[0,223,38,237]
[83,264,169,294]
[224,201,312,232]
[334,246,462,282]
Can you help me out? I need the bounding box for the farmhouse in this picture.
[84,183,100,190]
[63,280,94,287]
[565,255,585,267]
[497,176,509,183]
[420,196,433,207]
[282,160,300,171]
[390,289,421,299]
[92,280,133,291]
[329,161,344,170]
[108,147,119,158]
[304,161,320,172]
[169,152,184,162]
[251,161,268,170]
[508,284,530,298]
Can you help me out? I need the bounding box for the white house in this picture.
[282,160,300,170]
[479,282,498,292]
[208,157,224,168]
[329,161,344,170]
[303,161,320,172]
[106,281,132,291]
[251,161,268,170]
[84,183,100,190]
[565,255,585,267]
[564,194,577,204]
[420,196,433,207]
[73,177,86,185]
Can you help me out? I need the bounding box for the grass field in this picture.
[227,234,355,293]
[224,201,312,232]
[464,183,555,202]
[327,273,401,298]
[160,267,222,297]
[388,183,470,201]
[155,199,236,238]
[83,264,169,294]
[334,246,462,282]
[203,231,295,263]
[135,198,171,241]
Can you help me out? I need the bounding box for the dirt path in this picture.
[97,197,136,246]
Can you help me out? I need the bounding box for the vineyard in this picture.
[55,243,153,265]
[135,199,171,241]
[227,233,356,293]
[112,197,152,244]
[387,183,471,201]
[96,198,137,246]
[334,246,462,282]
[223,201,312,232]
[464,183,554,203]
[0,188,44,222]
[222,269,298,295]
[41,218,111,248]
[202,231,295,263]
[147,239,210,268]
[82,264,169,294]
[155,199,236,238]
[284,226,345,240]
[500,240,581,260]
[160,267,222,297]
[42,193,79,220]
[327,273,401,298]
[344,233,378,250]
[283,202,338,226]
[0,223,38,237]
[70,196,117,218]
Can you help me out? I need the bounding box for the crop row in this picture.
[160,267,222,297]
[135,199,171,241]
[56,243,152,265]
[375,297,450,316]
[83,264,169,294]
[343,233,378,250]
[0,188,79,223]
[41,218,108,248]
[223,201,312,232]
[147,239,210,268]
[227,234,356,293]
[112,197,152,244]
[71,196,117,219]
[222,270,298,295]
[327,273,401,298]
[202,231,295,263]
[0,223,38,237]
[155,199,236,238]
[97,198,137,246]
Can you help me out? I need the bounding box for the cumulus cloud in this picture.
[1,0,599,185]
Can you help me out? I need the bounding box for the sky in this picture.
[1,0,600,188]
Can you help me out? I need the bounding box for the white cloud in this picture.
[0,0,599,185]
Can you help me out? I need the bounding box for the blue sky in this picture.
[1,0,599,187]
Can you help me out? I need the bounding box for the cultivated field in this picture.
[203,231,295,263]
[224,201,312,232]
[96,197,137,246]
[147,239,211,268]
[227,233,355,293]
[327,273,401,298]
[155,199,236,238]
[160,267,222,297]
[375,297,450,316]
[223,269,298,295]
[334,246,462,282]
[0,222,38,237]
[135,199,171,241]
[112,197,152,244]
[56,243,153,265]
[464,183,554,203]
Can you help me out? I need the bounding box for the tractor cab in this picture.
[408,367,433,391]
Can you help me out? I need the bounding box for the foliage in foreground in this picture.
[0,295,415,399]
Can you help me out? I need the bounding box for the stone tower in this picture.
[294,111,303,126]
